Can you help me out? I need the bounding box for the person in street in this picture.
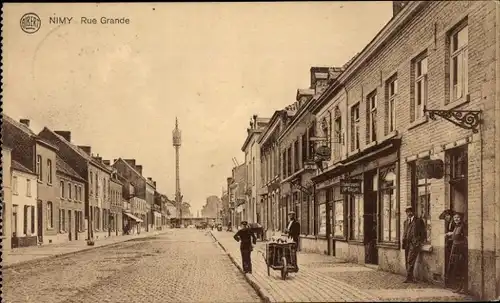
[233,221,257,274]
[446,212,468,293]
[442,209,456,287]
[402,206,426,283]
[286,211,301,251]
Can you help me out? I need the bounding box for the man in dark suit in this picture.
[402,206,426,283]
[233,221,257,274]
[286,211,301,251]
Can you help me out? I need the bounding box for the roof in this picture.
[42,127,111,173]
[56,156,86,182]
[11,160,36,175]
[113,158,147,182]
[3,114,58,150]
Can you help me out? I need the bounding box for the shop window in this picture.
[333,186,345,238]
[447,146,468,219]
[380,164,398,243]
[410,159,431,244]
[317,190,327,236]
[349,176,364,241]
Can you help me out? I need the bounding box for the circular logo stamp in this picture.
[20,13,41,34]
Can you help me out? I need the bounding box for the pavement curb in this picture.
[2,231,170,270]
[210,231,271,303]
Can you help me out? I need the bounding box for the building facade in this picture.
[146,177,157,231]
[3,116,60,245]
[56,156,86,243]
[2,147,13,250]
[308,1,499,300]
[11,160,38,248]
[241,115,270,224]
[112,158,150,232]
[109,167,123,236]
[228,163,247,228]
[258,109,296,238]
[38,127,112,242]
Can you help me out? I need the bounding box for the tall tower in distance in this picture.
[172,117,182,222]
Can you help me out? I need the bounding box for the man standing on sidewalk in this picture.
[286,211,301,251]
[402,206,426,283]
[233,221,256,274]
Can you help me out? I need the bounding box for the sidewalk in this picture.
[211,231,476,302]
[3,229,172,269]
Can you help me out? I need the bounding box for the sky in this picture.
[3,2,393,214]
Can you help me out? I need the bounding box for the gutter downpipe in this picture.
[495,3,500,300]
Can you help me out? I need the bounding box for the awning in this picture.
[124,212,143,223]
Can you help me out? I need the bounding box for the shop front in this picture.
[312,136,401,265]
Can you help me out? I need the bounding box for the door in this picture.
[68,210,72,241]
[37,200,43,243]
[364,172,379,265]
[75,211,79,241]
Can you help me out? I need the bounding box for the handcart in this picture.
[263,237,298,280]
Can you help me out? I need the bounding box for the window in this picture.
[367,91,377,143]
[36,155,42,181]
[47,202,53,229]
[308,122,316,160]
[68,182,72,200]
[12,205,18,237]
[380,164,398,242]
[60,181,65,198]
[450,24,468,102]
[287,146,292,177]
[74,184,78,201]
[410,159,431,244]
[103,179,107,200]
[386,76,398,133]
[26,179,32,197]
[413,55,428,121]
[350,103,360,151]
[302,133,308,163]
[294,141,299,172]
[24,205,28,235]
[317,191,327,236]
[95,174,99,197]
[47,159,53,184]
[333,109,342,160]
[350,176,364,240]
[12,176,18,195]
[90,172,93,195]
[333,187,344,238]
[31,205,35,234]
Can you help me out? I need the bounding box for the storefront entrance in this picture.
[364,170,378,265]
[444,145,468,288]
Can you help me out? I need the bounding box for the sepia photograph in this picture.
[1,1,499,302]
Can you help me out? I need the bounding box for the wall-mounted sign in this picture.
[340,179,362,194]
[416,159,444,179]
[315,145,331,161]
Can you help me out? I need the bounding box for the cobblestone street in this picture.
[3,229,261,303]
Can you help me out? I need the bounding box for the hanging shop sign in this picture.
[340,179,362,194]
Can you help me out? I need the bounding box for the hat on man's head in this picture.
[288,211,296,215]
[241,221,248,226]
[405,207,414,213]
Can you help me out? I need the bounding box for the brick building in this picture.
[3,116,60,245]
[38,127,113,242]
[56,156,86,242]
[306,1,498,300]
[112,158,150,232]
[258,108,293,238]
[108,166,123,236]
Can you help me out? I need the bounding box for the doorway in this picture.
[445,146,468,287]
[364,171,378,265]
[37,200,43,243]
[68,210,72,241]
[75,211,79,241]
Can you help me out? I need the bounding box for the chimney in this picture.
[55,131,71,142]
[19,119,30,127]
[147,177,152,181]
[78,145,92,155]
[136,165,143,175]
[393,1,409,16]
[153,181,157,187]
[124,159,136,167]
[103,160,111,165]
[253,115,257,129]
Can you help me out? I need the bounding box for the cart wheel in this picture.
[281,257,288,280]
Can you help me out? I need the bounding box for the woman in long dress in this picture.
[446,212,467,294]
